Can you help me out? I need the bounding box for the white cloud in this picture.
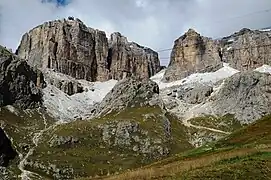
[0,0,271,66]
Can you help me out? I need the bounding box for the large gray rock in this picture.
[178,85,213,104]
[44,69,83,96]
[16,18,161,83]
[163,29,223,82]
[108,32,161,80]
[93,77,159,116]
[209,71,271,123]
[0,45,45,109]
[221,28,271,71]
[0,128,17,167]
[164,28,271,82]
[17,18,109,82]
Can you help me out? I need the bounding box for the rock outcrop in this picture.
[108,32,160,80]
[221,28,271,71]
[93,77,160,116]
[164,28,271,82]
[163,29,223,82]
[209,71,271,123]
[16,18,160,82]
[0,45,45,109]
[44,69,84,96]
[0,128,17,167]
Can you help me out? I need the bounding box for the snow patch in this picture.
[227,38,235,43]
[226,46,232,51]
[254,64,271,74]
[259,28,271,32]
[43,79,118,122]
[151,63,239,90]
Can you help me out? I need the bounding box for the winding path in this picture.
[172,97,230,135]
[18,110,57,180]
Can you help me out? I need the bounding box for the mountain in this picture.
[164,28,271,82]
[1,19,271,180]
[16,18,161,84]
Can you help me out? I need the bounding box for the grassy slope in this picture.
[189,114,243,132]
[28,106,193,179]
[0,107,55,178]
[92,115,271,180]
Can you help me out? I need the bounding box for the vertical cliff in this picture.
[16,18,161,82]
[163,29,223,82]
[164,28,271,82]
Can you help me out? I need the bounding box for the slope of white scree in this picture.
[151,63,240,89]
[254,64,271,74]
[42,77,118,123]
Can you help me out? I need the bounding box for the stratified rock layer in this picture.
[16,18,160,82]
[164,28,271,82]
[163,29,223,82]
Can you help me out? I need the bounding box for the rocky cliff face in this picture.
[16,18,160,82]
[209,71,271,123]
[221,28,271,71]
[163,29,223,82]
[0,45,45,109]
[0,128,17,167]
[164,28,271,82]
[108,32,160,80]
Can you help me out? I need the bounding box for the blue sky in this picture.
[42,0,70,6]
[1,0,271,66]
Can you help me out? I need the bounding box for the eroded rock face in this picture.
[210,71,271,123]
[221,28,271,71]
[163,29,223,82]
[17,18,109,82]
[0,128,17,167]
[93,77,160,116]
[0,45,45,109]
[164,28,271,82]
[108,32,160,79]
[44,69,84,96]
[16,18,160,82]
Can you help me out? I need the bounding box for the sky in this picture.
[0,0,271,66]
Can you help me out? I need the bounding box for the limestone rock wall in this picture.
[16,18,161,82]
[164,28,271,82]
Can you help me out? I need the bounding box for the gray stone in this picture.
[48,135,80,147]
[163,28,271,82]
[93,77,159,116]
[0,45,45,109]
[209,71,271,123]
[16,18,161,82]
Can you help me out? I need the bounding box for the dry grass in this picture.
[86,148,270,180]
[78,115,271,180]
